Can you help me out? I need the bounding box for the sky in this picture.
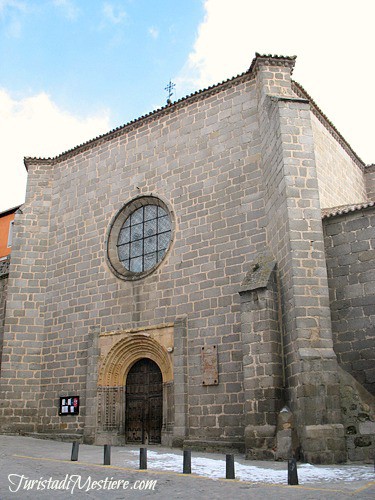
[0,0,374,212]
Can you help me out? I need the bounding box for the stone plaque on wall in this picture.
[201,345,218,385]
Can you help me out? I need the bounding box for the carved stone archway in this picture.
[98,333,173,387]
[97,333,174,445]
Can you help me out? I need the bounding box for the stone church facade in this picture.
[0,54,374,464]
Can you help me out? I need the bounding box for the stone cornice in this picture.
[99,322,174,337]
[24,157,53,170]
[269,95,309,104]
[249,53,297,76]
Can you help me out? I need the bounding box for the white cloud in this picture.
[102,2,127,25]
[176,0,375,165]
[0,90,111,212]
[148,26,159,39]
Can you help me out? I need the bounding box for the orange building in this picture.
[0,206,20,259]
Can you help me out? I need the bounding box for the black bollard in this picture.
[140,447,147,470]
[104,444,111,465]
[183,449,192,474]
[71,442,79,461]
[226,454,235,479]
[288,458,299,485]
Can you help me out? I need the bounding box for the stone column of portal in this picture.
[172,316,188,447]
[83,326,100,444]
[239,254,284,460]
[252,54,346,463]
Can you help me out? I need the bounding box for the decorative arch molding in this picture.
[98,333,173,387]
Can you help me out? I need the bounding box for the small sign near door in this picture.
[59,396,79,416]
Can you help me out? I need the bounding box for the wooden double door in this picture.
[125,358,163,444]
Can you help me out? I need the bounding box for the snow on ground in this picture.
[121,450,374,484]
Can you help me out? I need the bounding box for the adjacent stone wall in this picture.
[311,114,367,209]
[323,206,375,395]
[339,367,375,463]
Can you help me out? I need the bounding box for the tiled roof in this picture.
[24,70,254,169]
[24,53,299,168]
[0,205,21,217]
[322,201,375,219]
[23,53,367,172]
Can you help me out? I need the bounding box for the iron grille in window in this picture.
[117,205,171,273]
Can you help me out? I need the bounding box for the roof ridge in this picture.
[24,54,369,172]
[24,70,254,169]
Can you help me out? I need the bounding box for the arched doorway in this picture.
[125,358,163,444]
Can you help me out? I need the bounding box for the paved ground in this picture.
[0,435,374,499]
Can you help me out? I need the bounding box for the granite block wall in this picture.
[255,56,346,463]
[339,367,375,463]
[310,114,367,209]
[0,163,52,433]
[324,206,375,395]
[2,72,267,444]
[0,54,372,462]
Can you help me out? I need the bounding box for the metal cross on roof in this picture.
[164,80,176,104]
